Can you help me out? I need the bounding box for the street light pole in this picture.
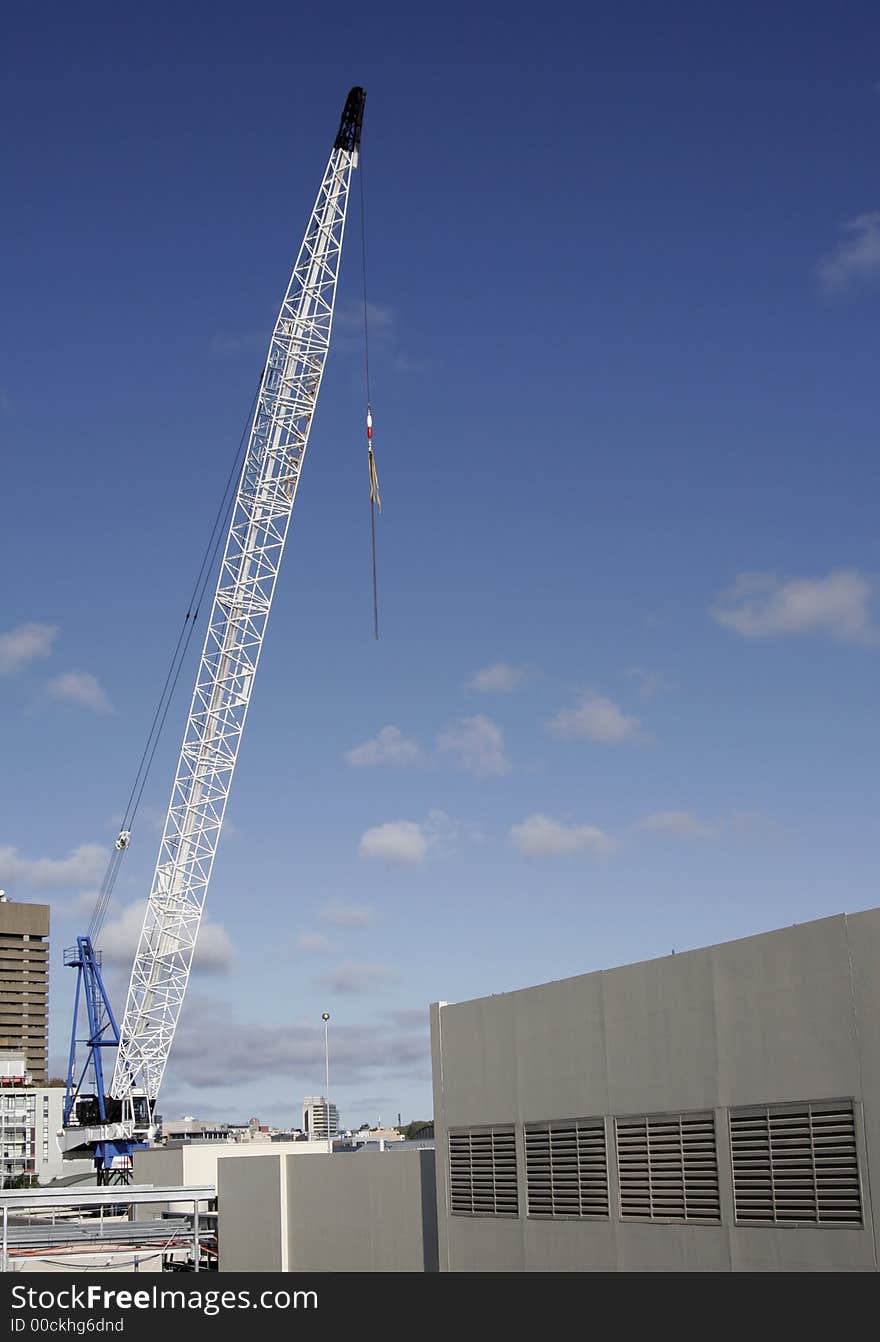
[321,1012,331,1153]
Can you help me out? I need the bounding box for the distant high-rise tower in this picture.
[0,894,50,1084]
[302,1095,338,1139]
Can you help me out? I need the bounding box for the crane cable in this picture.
[359,153,381,641]
[87,384,261,944]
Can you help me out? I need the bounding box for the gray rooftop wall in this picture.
[219,1153,285,1272]
[218,1148,437,1272]
[431,908,880,1271]
[286,1148,437,1272]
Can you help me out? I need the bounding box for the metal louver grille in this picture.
[616,1111,720,1222]
[730,1099,862,1226]
[449,1127,518,1217]
[525,1118,609,1219]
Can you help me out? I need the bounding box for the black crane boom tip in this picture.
[335,87,366,152]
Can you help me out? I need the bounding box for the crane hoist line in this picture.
[62,87,367,1180]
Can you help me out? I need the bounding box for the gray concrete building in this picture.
[0,897,49,1085]
[219,1147,437,1272]
[430,908,880,1271]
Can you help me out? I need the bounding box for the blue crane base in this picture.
[94,1140,150,1186]
[64,935,122,1130]
[64,934,152,1184]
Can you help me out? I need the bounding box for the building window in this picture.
[616,1110,720,1223]
[729,1099,862,1226]
[448,1126,518,1217]
[525,1117,609,1219]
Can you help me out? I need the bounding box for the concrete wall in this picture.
[133,1144,186,1188]
[286,1149,437,1271]
[133,1139,328,1184]
[431,908,880,1272]
[8,1250,164,1274]
[219,1153,286,1272]
[132,1140,329,1218]
[218,1148,438,1272]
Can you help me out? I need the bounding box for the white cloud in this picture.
[710,569,877,644]
[314,961,397,995]
[355,811,465,869]
[423,808,473,855]
[345,725,422,768]
[163,997,429,1090]
[334,300,394,341]
[466,662,528,693]
[47,671,114,713]
[638,811,720,840]
[179,921,235,975]
[320,900,376,927]
[435,714,510,776]
[510,813,618,858]
[547,691,645,744]
[392,350,432,375]
[296,931,334,953]
[359,820,428,866]
[817,212,880,294]
[386,1007,429,1028]
[0,843,108,890]
[69,889,107,917]
[98,901,234,974]
[334,302,425,377]
[624,666,672,699]
[0,622,57,675]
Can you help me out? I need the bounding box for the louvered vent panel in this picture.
[449,1127,518,1217]
[616,1111,720,1222]
[730,1100,862,1226]
[525,1118,609,1219]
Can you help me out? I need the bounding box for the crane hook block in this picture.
[115,830,132,852]
[334,87,366,153]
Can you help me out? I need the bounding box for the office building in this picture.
[302,1096,338,1139]
[0,1057,65,1185]
[0,895,49,1084]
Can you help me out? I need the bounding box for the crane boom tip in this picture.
[335,87,366,153]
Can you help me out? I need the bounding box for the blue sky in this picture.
[1,3,878,1129]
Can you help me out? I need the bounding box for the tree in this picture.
[397,1120,433,1140]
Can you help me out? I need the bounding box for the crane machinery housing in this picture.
[62,87,367,1182]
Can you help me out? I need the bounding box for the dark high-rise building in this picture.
[0,895,49,1084]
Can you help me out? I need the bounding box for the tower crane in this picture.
[62,87,366,1181]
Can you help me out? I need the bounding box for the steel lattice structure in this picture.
[110,89,365,1106]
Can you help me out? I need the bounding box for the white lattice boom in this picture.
[111,90,365,1105]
